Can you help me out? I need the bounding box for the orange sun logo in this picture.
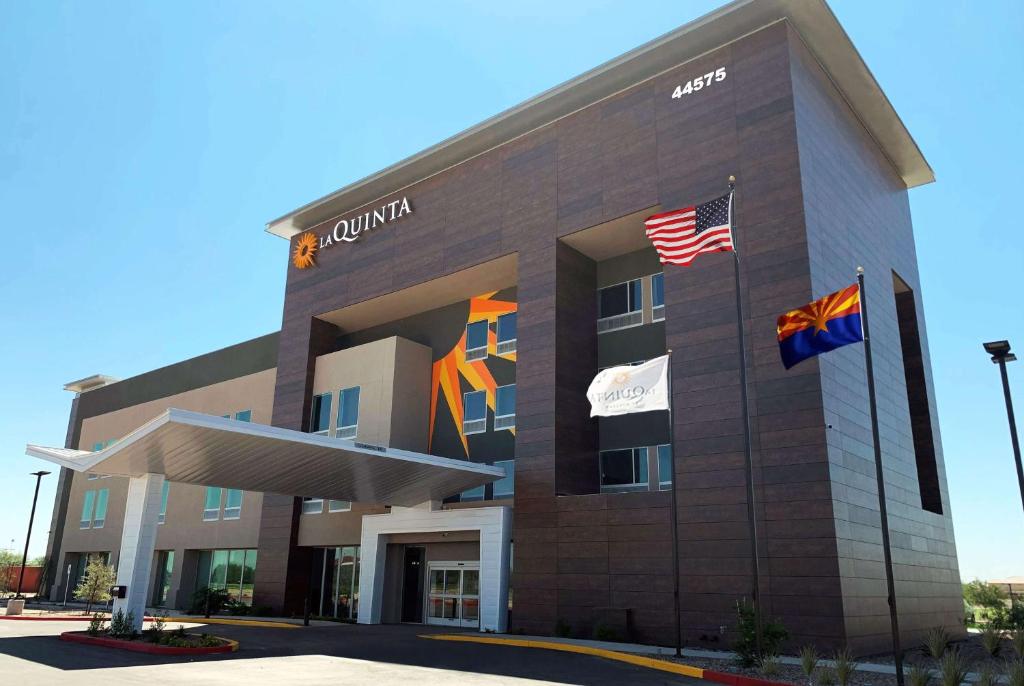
[292,232,318,269]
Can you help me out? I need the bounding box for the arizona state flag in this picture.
[776,284,863,369]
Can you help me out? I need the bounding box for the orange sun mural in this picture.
[429,292,517,456]
[292,232,318,269]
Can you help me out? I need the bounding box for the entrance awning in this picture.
[26,409,504,506]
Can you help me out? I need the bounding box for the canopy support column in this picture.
[113,473,164,631]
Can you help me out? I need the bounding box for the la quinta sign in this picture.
[292,196,413,269]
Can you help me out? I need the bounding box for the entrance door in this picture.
[400,547,425,623]
[425,562,479,628]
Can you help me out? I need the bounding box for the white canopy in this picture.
[26,408,503,506]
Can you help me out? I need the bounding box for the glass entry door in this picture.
[425,562,479,628]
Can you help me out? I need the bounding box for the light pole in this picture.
[984,340,1023,515]
[16,471,50,598]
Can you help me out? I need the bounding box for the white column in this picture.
[357,527,387,625]
[113,473,164,632]
[479,506,512,633]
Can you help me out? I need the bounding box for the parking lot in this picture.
[0,619,696,685]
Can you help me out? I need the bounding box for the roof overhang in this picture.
[64,374,120,394]
[266,0,933,239]
[26,409,503,506]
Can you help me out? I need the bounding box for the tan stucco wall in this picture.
[298,337,432,548]
[55,367,276,607]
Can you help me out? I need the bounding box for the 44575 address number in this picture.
[671,67,727,98]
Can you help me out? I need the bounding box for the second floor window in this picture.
[310,392,332,435]
[652,273,665,322]
[496,312,517,355]
[158,481,170,525]
[337,386,360,439]
[494,384,516,431]
[465,320,489,361]
[463,390,487,435]
[204,487,242,521]
[598,279,643,333]
[493,460,515,498]
[80,488,109,529]
[599,448,649,492]
[657,444,673,490]
[302,497,324,514]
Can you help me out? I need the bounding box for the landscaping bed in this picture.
[60,630,237,655]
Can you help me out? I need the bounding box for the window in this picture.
[493,460,515,498]
[463,390,487,435]
[197,548,258,605]
[203,487,222,521]
[494,384,516,430]
[316,546,360,619]
[223,489,242,519]
[893,273,942,514]
[657,444,673,490]
[80,490,96,529]
[336,386,360,439]
[497,312,517,355]
[310,392,332,435]
[460,484,485,502]
[302,497,324,515]
[158,481,170,524]
[652,273,665,322]
[465,320,489,361]
[599,448,649,492]
[598,279,643,332]
[88,440,114,479]
[92,489,108,528]
[328,500,352,513]
[234,410,252,422]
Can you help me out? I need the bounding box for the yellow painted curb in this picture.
[420,634,703,679]
[220,637,241,652]
[163,617,300,629]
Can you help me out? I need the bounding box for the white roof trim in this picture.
[27,409,503,506]
[266,0,932,239]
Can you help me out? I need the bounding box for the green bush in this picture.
[907,663,933,686]
[189,587,231,616]
[554,618,571,638]
[732,600,789,667]
[939,648,971,686]
[593,624,619,642]
[833,647,858,686]
[799,644,819,681]
[1013,630,1024,658]
[224,599,250,616]
[1006,658,1024,686]
[975,663,999,686]
[759,653,781,678]
[981,624,1003,657]
[817,667,837,686]
[925,627,951,659]
[108,609,135,639]
[86,612,105,636]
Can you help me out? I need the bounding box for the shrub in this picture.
[760,653,781,678]
[800,645,819,683]
[733,600,789,667]
[189,587,231,616]
[833,648,858,686]
[964,581,1009,611]
[108,609,135,639]
[1014,630,1024,658]
[174,624,186,638]
[817,667,837,686]
[148,614,167,643]
[925,627,951,659]
[199,633,221,647]
[981,624,1003,657]
[593,624,619,642]
[907,663,933,686]
[86,612,106,637]
[224,599,250,616]
[938,648,970,686]
[554,618,571,638]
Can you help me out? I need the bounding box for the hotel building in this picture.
[34,0,963,653]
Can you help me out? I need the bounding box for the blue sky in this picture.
[1,1,1021,582]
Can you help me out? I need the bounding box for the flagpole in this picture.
[667,348,683,657]
[730,175,764,659]
[856,266,905,686]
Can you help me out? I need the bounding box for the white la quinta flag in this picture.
[587,355,670,417]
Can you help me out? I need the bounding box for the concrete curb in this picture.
[420,633,793,686]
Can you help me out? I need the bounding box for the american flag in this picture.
[644,192,734,266]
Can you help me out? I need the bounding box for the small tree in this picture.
[74,556,116,613]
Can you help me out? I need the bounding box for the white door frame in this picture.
[358,502,511,632]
